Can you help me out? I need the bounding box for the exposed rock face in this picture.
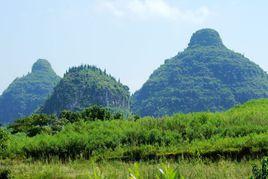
[0,59,61,124]
[132,29,268,117]
[40,65,130,115]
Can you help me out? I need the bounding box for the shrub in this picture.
[81,105,112,121]
[251,157,268,179]
[0,128,9,155]
[5,99,268,161]
[59,110,81,123]
[0,167,10,179]
[8,114,61,137]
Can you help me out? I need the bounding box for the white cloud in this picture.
[95,0,210,24]
[97,1,125,17]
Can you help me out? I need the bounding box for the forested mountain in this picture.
[40,65,130,115]
[0,59,60,124]
[132,29,268,117]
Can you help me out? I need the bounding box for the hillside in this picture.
[132,29,268,117]
[0,59,60,124]
[40,65,130,114]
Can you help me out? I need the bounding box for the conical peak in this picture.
[188,28,224,48]
[32,59,53,73]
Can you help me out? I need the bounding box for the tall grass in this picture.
[0,159,255,178]
[3,99,268,161]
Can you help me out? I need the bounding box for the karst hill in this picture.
[132,29,268,117]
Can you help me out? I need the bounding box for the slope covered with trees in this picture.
[40,65,130,115]
[0,59,60,124]
[132,29,268,117]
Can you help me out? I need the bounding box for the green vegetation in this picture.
[0,128,9,154]
[8,105,128,137]
[40,65,130,115]
[0,59,60,124]
[0,167,10,179]
[0,99,268,178]
[8,114,62,137]
[1,29,268,178]
[0,159,259,178]
[251,157,268,179]
[0,99,267,162]
[188,28,224,48]
[132,29,268,117]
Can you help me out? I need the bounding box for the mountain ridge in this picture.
[40,65,130,115]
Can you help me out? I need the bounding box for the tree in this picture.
[81,105,112,121]
[0,128,9,155]
[8,114,60,137]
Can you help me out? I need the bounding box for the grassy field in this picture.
[0,159,258,178]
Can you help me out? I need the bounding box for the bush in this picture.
[0,128,9,155]
[5,99,268,161]
[8,114,63,137]
[0,167,10,179]
[8,105,128,137]
[59,110,81,123]
[251,157,268,179]
[81,105,112,121]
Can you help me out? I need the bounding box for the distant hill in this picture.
[40,65,130,115]
[0,59,61,124]
[132,29,268,117]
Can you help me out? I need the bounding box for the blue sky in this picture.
[0,0,268,94]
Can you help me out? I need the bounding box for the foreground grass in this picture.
[0,159,257,178]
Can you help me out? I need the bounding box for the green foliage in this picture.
[41,65,130,115]
[8,105,129,137]
[129,163,141,179]
[251,157,268,179]
[60,105,127,122]
[8,114,64,137]
[128,163,183,179]
[59,110,81,123]
[157,164,183,179]
[0,59,60,124]
[0,128,9,155]
[188,28,224,48]
[4,99,268,161]
[0,167,10,179]
[132,29,268,117]
[81,105,112,121]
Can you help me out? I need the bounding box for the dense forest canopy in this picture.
[0,59,60,124]
[131,28,268,117]
[40,65,130,115]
